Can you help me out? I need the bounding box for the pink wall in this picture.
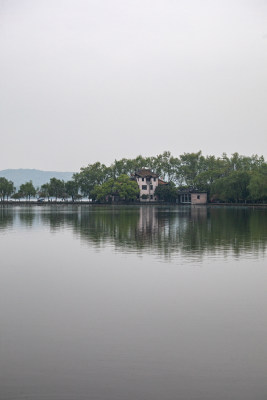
[191,193,207,205]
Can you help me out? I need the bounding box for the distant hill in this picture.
[0,169,75,189]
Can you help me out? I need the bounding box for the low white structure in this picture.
[178,191,207,205]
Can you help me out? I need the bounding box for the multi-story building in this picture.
[133,169,166,201]
[132,170,207,204]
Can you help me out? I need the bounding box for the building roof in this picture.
[177,189,207,194]
[158,178,168,185]
[133,169,159,178]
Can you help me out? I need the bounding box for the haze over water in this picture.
[0,205,267,400]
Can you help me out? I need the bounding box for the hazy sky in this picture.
[0,0,266,171]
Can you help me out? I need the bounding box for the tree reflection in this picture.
[0,206,14,230]
[38,205,267,258]
[1,205,267,258]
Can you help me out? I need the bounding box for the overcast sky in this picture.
[0,0,266,171]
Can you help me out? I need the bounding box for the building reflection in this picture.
[1,205,267,258]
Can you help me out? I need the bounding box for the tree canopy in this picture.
[155,182,177,202]
[1,151,267,203]
[19,181,36,200]
[0,177,15,200]
[93,175,139,202]
[48,178,65,200]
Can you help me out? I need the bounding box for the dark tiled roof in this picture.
[133,169,158,178]
[158,178,167,185]
[177,189,207,194]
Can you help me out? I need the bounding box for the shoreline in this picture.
[1,201,267,208]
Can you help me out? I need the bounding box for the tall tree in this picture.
[111,158,132,178]
[11,192,23,201]
[0,177,15,200]
[65,180,79,201]
[114,174,139,201]
[39,183,50,200]
[152,151,179,182]
[74,162,109,198]
[48,178,65,200]
[248,164,267,202]
[155,182,177,202]
[93,175,139,202]
[211,171,250,203]
[19,181,36,200]
[179,151,203,186]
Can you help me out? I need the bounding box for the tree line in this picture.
[0,151,267,203]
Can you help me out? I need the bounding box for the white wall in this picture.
[136,176,159,201]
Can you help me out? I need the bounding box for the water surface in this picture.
[0,205,267,400]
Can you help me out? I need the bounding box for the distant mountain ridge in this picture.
[0,169,75,189]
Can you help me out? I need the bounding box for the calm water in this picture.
[0,205,267,400]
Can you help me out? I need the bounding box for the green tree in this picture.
[111,158,132,178]
[74,162,110,198]
[152,151,180,182]
[48,178,65,200]
[19,181,36,200]
[193,156,226,193]
[211,171,250,203]
[114,174,139,201]
[131,155,149,172]
[179,151,203,186]
[11,192,23,201]
[92,178,115,202]
[39,183,50,200]
[0,177,15,200]
[155,182,177,202]
[65,180,79,201]
[73,151,267,203]
[93,175,139,202]
[248,165,267,202]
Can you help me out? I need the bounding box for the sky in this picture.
[0,0,266,172]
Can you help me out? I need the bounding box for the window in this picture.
[150,195,153,199]
[154,178,156,182]
[142,185,147,190]
[142,178,144,181]
[181,194,191,203]
[197,195,200,199]
[150,185,153,190]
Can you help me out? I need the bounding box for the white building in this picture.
[133,169,166,202]
[178,191,207,205]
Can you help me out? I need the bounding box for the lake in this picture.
[0,205,267,400]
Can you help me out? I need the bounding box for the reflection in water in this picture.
[1,205,267,259]
[1,205,267,400]
[0,207,14,231]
